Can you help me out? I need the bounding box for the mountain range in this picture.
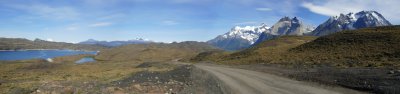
[208,16,314,50]
[208,10,392,50]
[0,38,107,51]
[311,11,392,36]
[78,38,153,47]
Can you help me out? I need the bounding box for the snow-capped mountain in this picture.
[79,38,153,47]
[254,17,314,45]
[208,11,391,50]
[208,17,314,50]
[312,11,392,36]
[207,24,269,50]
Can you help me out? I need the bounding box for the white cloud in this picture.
[301,3,340,16]
[89,22,113,27]
[255,8,272,11]
[162,20,179,25]
[46,38,54,42]
[301,0,400,24]
[245,0,299,16]
[7,4,80,20]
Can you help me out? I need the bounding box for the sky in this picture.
[0,0,399,43]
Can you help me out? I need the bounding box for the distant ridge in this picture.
[78,38,153,47]
[0,38,107,51]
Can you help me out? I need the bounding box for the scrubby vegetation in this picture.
[289,26,400,67]
[0,54,182,93]
[0,38,107,51]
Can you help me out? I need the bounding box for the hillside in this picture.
[95,41,220,62]
[0,38,107,51]
[195,26,400,67]
[290,26,400,67]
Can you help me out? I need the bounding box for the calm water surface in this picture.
[75,57,96,64]
[0,50,97,61]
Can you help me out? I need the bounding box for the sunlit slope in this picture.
[95,41,219,62]
[289,26,400,67]
[193,26,400,67]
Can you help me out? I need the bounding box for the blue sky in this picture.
[0,0,399,43]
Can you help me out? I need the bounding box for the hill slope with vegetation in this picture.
[193,26,400,67]
[0,38,107,51]
[96,41,220,62]
[289,26,400,67]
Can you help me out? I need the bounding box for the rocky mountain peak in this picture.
[279,16,291,22]
[311,10,392,36]
[253,17,314,45]
[354,11,392,28]
[268,16,313,36]
[207,24,271,50]
[291,17,299,23]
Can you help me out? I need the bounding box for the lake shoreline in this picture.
[0,49,99,52]
[0,50,98,61]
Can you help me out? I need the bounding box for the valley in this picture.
[1,26,400,93]
[0,1,399,93]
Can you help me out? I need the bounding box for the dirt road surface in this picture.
[195,64,363,94]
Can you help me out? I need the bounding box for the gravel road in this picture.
[195,64,363,94]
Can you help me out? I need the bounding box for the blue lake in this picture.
[75,57,96,64]
[0,50,97,61]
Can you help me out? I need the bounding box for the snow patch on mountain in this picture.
[220,24,269,44]
[312,11,392,36]
[207,23,270,50]
[208,17,314,50]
